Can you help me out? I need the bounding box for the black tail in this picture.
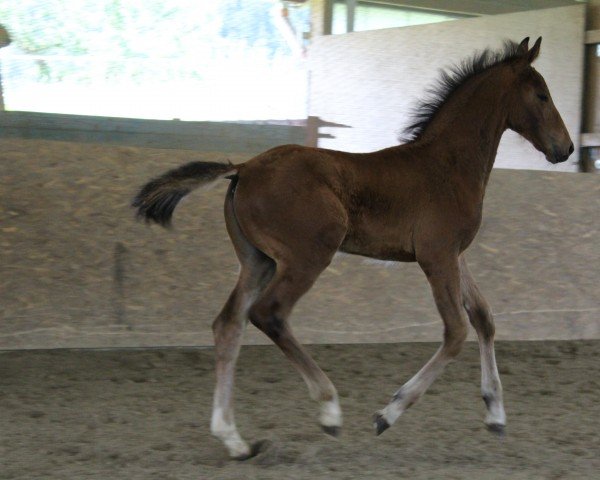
[132,161,237,227]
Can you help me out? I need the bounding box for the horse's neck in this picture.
[419,69,510,192]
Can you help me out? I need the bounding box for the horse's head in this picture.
[507,37,573,164]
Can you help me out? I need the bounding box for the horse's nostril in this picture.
[568,143,574,155]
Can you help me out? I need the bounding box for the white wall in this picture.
[309,5,585,171]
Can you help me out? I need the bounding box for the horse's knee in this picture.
[247,303,264,329]
[212,309,241,338]
[467,305,495,341]
[248,302,285,341]
[444,323,468,357]
[478,317,495,341]
[212,287,243,333]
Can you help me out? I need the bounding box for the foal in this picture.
[133,37,573,459]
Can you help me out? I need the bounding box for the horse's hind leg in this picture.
[459,256,506,434]
[211,186,275,459]
[248,260,342,436]
[231,175,348,437]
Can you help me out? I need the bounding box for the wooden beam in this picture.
[0,111,307,153]
[347,0,356,33]
[0,71,4,111]
[323,0,333,35]
[0,25,10,111]
[581,133,600,147]
[585,29,600,44]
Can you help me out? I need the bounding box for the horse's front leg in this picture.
[459,255,506,434]
[374,256,468,434]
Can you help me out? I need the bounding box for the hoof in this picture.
[233,440,271,461]
[373,413,390,436]
[486,423,506,437]
[322,425,341,438]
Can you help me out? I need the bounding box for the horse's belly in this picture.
[339,231,416,262]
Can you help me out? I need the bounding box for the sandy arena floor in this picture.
[1,341,599,479]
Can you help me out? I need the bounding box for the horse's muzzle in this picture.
[548,142,574,163]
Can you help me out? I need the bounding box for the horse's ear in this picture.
[517,37,530,55]
[527,36,542,63]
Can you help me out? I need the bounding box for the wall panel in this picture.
[1,138,598,349]
[309,5,585,171]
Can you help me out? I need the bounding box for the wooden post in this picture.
[346,0,356,33]
[582,1,600,172]
[0,25,11,111]
[310,0,331,37]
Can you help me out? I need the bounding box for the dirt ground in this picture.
[1,341,599,480]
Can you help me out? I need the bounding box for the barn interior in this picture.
[1,1,599,478]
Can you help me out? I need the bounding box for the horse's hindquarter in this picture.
[232,145,351,264]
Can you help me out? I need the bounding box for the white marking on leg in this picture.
[480,339,506,426]
[320,395,342,427]
[380,345,453,426]
[302,374,342,428]
[460,255,506,430]
[210,405,250,458]
[210,288,259,458]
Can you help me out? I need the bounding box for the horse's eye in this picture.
[537,93,549,102]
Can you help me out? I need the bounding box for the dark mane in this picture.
[401,40,523,142]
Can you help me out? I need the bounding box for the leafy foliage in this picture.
[0,0,308,82]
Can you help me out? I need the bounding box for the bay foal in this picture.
[134,37,573,458]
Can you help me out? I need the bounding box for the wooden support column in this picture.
[310,0,330,37]
[0,25,11,111]
[584,0,600,133]
[580,1,600,171]
[346,0,356,33]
